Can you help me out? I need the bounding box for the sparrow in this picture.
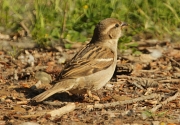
[33,18,127,102]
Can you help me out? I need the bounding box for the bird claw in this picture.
[85,90,100,101]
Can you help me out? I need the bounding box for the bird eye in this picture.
[115,24,119,27]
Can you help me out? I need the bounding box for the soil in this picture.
[0,36,180,125]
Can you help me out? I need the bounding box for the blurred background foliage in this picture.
[0,0,180,49]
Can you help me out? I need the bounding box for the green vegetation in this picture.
[0,0,180,48]
[142,110,168,119]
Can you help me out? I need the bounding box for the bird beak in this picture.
[121,22,128,27]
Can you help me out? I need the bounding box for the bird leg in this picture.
[87,90,100,101]
[65,90,73,96]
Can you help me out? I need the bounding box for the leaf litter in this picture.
[0,36,180,125]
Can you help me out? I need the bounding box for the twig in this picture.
[19,110,49,119]
[158,79,180,84]
[48,103,75,120]
[19,114,44,119]
[168,57,180,67]
[20,21,32,37]
[139,70,158,73]
[93,93,162,109]
[19,103,75,120]
[43,101,68,106]
[116,75,130,79]
[16,101,28,105]
[150,91,179,112]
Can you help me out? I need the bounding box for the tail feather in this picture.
[32,80,75,102]
[32,89,61,102]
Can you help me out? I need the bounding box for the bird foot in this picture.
[85,90,100,101]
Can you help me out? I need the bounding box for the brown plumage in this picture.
[32,18,127,102]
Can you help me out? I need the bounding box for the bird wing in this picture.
[61,44,114,78]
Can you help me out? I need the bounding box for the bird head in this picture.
[91,18,128,42]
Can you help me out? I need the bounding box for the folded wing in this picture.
[61,44,114,78]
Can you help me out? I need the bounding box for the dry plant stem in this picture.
[93,93,162,109]
[16,101,28,105]
[150,91,179,112]
[20,21,31,37]
[116,75,130,79]
[43,101,68,106]
[168,57,180,67]
[20,103,75,120]
[48,103,75,120]
[158,79,180,83]
[19,114,44,119]
[139,70,158,73]
[19,111,49,119]
[60,1,68,38]
[117,75,153,81]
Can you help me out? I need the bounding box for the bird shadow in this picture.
[14,87,83,105]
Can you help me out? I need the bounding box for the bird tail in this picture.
[32,89,60,102]
[32,80,75,102]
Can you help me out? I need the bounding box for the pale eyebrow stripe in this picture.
[102,24,116,34]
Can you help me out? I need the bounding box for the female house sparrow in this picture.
[33,18,127,102]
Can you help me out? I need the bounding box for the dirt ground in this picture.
[0,35,180,125]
